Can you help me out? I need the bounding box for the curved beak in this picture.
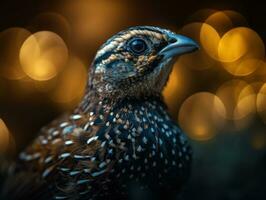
[158,33,199,59]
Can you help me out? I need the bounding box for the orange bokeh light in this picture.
[178,92,226,141]
[20,31,68,81]
[51,56,87,109]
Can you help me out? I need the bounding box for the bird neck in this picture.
[75,88,164,116]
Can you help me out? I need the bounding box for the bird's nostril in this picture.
[168,37,177,43]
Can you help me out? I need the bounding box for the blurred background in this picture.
[0,0,265,199]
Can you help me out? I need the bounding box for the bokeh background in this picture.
[0,0,265,199]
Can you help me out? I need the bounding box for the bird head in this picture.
[89,26,199,99]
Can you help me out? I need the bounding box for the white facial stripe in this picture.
[95,29,164,59]
[127,30,164,40]
[96,41,119,60]
[100,54,124,65]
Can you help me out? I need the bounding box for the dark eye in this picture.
[128,38,148,55]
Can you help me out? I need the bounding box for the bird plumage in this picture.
[1,26,198,200]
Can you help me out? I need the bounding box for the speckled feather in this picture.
[18,95,191,199]
[3,26,196,200]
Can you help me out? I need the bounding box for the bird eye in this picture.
[128,38,148,55]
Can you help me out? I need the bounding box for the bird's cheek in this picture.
[105,64,137,82]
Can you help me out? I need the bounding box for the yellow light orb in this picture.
[20,31,68,81]
[218,27,265,77]
[51,56,87,108]
[234,85,257,120]
[178,23,216,70]
[200,23,221,60]
[223,58,264,76]
[218,27,265,62]
[30,58,57,81]
[0,27,31,80]
[163,63,189,116]
[218,28,248,62]
[205,11,233,35]
[178,92,226,141]
[217,80,256,120]
[216,80,256,131]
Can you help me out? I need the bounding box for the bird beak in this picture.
[158,33,199,59]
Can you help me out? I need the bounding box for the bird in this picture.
[0,26,199,200]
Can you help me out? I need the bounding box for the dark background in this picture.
[0,0,265,200]
[0,0,265,39]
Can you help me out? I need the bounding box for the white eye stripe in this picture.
[95,29,164,60]
[100,54,125,66]
[96,41,119,59]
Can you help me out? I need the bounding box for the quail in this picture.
[1,26,199,200]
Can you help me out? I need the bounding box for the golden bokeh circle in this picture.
[218,28,248,62]
[204,11,233,35]
[216,80,256,120]
[51,56,87,108]
[163,62,190,116]
[218,27,265,76]
[19,31,68,81]
[199,23,221,60]
[178,92,226,141]
[223,58,264,76]
[178,22,217,70]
